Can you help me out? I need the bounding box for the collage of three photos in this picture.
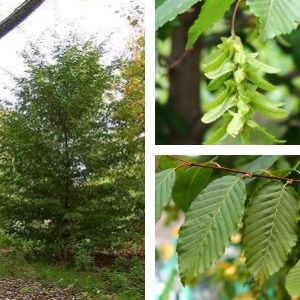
[0,0,300,299]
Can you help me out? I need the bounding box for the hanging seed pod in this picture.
[201,36,287,143]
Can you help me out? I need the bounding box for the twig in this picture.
[168,49,192,71]
[167,155,300,184]
[231,0,242,38]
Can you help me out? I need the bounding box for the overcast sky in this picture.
[0,0,143,100]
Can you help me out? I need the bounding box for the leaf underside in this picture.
[155,0,201,30]
[247,0,300,39]
[172,166,213,211]
[286,259,300,297]
[155,168,175,222]
[244,182,298,286]
[238,155,280,184]
[177,176,246,285]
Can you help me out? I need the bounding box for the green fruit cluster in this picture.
[201,36,287,144]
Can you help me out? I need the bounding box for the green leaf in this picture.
[246,0,300,40]
[155,169,176,222]
[186,0,235,48]
[244,182,299,286]
[177,176,246,285]
[172,167,213,211]
[241,155,280,174]
[155,0,201,30]
[201,96,236,124]
[240,155,281,185]
[286,259,300,297]
[159,156,180,170]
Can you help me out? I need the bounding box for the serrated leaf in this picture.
[286,259,300,297]
[187,0,235,48]
[177,176,246,285]
[246,0,300,40]
[254,170,293,191]
[172,167,213,211]
[155,0,201,30]
[244,182,299,286]
[155,169,176,222]
[202,95,236,124]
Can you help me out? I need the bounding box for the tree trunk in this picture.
[0,0,45,39]
[168,4,207,145]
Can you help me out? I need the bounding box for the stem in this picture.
[168,49,192,71]
[167,156,300,184]
[231,0,242,38]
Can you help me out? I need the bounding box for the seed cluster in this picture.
[202,36,287,143]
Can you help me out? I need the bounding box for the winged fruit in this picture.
[202,36,287,144]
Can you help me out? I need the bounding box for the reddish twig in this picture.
[167,155,300,184]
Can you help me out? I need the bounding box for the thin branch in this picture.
[168,155,300,184]
[231,0,242,38]
[168,49,192,71]
[0,0,46,40]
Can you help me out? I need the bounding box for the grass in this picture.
[0,233,144,299]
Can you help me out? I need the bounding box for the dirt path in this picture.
[0,278,73,300]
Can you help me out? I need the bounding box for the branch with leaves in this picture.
[168,155,300,184]
[156,155,300,297]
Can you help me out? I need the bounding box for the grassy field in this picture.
[0,231,144,299]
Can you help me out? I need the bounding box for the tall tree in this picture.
[0,41,116,257]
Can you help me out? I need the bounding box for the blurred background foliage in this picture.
[155,155,300,299]
[155,1,300,145]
